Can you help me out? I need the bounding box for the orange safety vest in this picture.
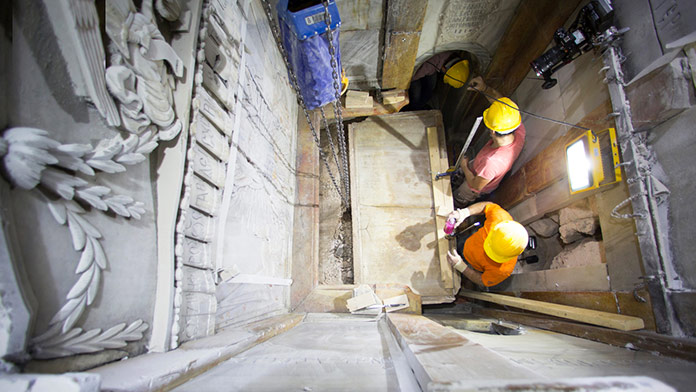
[462,203,517,286]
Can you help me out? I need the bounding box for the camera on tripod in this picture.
[530,0,614,89]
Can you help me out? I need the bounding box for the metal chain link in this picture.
[261,0,347,206]
[322,0,351,206]
[319,106,341,172]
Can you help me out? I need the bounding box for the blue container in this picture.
[277,0,341,40]
[277,0,342,110]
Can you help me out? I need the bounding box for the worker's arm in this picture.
[447,250,485,287]
[446,201,492,228]
[468,76,502,104]
[460,157,492,192]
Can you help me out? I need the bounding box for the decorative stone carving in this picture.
[181,266,216,294]
[196,88,233,137]
[183,208,215,242]
[192,144,227,187]
[181,237,212,269]
[1,127,154,218]
[181,314,215,341]
[46,0,122,126]
[189,176,221,215]
[181,292,217,316]
[156,0,183,22]
[202,62,235,110]
[193,114,230,161]
[0,123,161,358]
[105,0,184,140]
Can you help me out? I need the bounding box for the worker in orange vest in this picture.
[451,77,526,208]
[446,201,528,287]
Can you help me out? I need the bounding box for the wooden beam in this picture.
[381,1,427,89]
[475,308,696,362]
[427,127,454,289]
[460,290,645,331]
[484,0,584,96]
[506,290,656,331]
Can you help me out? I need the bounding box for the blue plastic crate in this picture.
[277,0,341,41]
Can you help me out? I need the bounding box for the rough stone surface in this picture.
[25,350,128,374]
[559,217,600,244]
[550,239,603,270]
[559,199,596,225]
[528,217,559,238]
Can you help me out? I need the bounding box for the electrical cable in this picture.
[422,59,593,133]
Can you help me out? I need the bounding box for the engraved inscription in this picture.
[184,207,215,242]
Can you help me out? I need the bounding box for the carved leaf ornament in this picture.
[0,0,188,359]
[0,127,158,358]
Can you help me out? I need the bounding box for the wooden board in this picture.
[382,32,422,90]
[461,290,645,331]
[426,127,455,289]
[350,112,455,303]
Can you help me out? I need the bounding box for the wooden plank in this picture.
[339,92,410,119]
[387,313,538,389]
[382,32,421,90]
[461,290,645,331]
[475,308,696,362]
[427,127,453,289]
[345,90,373,109]
[507,291,656,331]
[350,112,454,303]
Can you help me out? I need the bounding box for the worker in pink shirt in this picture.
[452,76,526,207]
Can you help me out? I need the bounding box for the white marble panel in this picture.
[182,237,213,269]
[184,207,215,243]
[193,113,230,161]
[181,265,216,294]
[192,144,226,188]
[190,176,221,216]
[211,0,244,42]
[197,88,233,137]
[204,34,240,87]
[181,313,216,341]
[203,63,235,110]
[181,292,217,316]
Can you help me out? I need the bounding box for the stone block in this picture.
[550,239,603,270]
[181,314,216,341]
[626,56,696,129]
[528,217,559,238]
[181,266,216,294]
[559,217,599,244]
[181,292,217,316]
[559,199,595,225]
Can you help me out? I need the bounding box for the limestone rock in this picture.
[550,239,603,269]
[559,199,595,225]
[559,217,599,244]
[528,217,559,238]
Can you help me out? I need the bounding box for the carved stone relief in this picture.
[1,0,198,361]
[172,0,247,347]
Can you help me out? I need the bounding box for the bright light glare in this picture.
[567,139,591,191]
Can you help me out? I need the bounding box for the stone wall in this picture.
[1,0,299,370]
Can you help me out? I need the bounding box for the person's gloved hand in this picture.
[447,250,467,272]
[446,207,470,229]
[467,76,486,92]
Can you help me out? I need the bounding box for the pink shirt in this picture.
[471,124,526,194]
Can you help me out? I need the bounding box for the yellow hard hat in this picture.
[443,60,469,88]
[483,220,528,263]
[483,97,521,134]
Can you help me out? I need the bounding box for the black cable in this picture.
[422,59,593,133]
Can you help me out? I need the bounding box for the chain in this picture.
[261,0,347,205]
[319,106,341,171]
[322,0,351,206]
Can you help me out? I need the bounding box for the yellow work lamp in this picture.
[565,128,622,194]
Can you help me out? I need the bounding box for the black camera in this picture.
[531,0,614,89]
